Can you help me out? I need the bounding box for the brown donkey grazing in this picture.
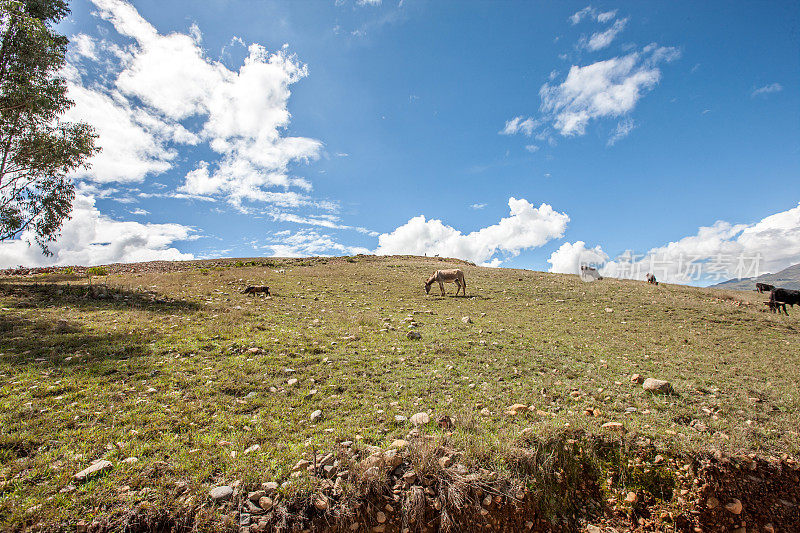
[242,285,270,297]
[425,269,467,296]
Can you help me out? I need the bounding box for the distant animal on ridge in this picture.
[646,273,658,285]
[756,282,775,293]
[425,269,466,297]
[243,285,270,297]
[768,287,800,315]
[580,265,602,282]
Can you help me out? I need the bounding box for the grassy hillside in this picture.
[0,255,798,530]
[712,262,800,291]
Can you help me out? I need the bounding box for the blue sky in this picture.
[1,0,798,285]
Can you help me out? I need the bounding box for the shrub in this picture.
[87,266,108,277]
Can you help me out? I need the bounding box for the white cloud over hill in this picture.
[375,198,569,266]
[549,203,800,284]
[0,196,194,268]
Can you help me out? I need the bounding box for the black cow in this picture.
[646,273,658,285]
[768,288,800,315]
[756,282,775,293]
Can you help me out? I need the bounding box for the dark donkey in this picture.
[767,288,800,315]
[756,282,775,293]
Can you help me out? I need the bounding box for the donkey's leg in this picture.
[439,280,445,296]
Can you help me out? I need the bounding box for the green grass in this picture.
[0,255,798,529]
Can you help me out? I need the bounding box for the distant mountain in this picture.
[712,263,800,291]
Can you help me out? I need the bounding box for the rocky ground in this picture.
[0,256,798,532]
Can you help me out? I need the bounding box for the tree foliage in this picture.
[0,0,98,254]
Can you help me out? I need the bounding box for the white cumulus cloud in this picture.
[540,46,679,137]
[375,198,569,266]
[0,195,194,268]
[502,12,678,146]
[547,241,609,274]
[67,0,323,212]
[266,230,370,257]
[554,203,800,285]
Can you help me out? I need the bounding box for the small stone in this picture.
[653,454,664,464]
[706,496,719,509]
[313,495,329,511]
[625,492,638,503]
[642,378,673,394]
[764,523,775,533]
[249,490,266,501]
[439,456,453,468]
[122,456,138,464]
[409,412,429,426]
[310,410,323,423]
[244,444,261,454]
[376,511,386,523]
[587,526,601,533]
[461,316,472,324]
[725,498,742,514]
[293,459,311,472]
[73,460,112,481]
[258,496,273,511]
[601,421,624,432]
[630,373,644,384]
[287,378,298,387]
[407,331,421,340]
[209,485,233,501]
[389,439,409,449]
[261,481,279,493]
[507,403,527,416]
[394,415,407,423]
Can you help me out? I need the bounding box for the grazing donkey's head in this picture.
[424,273,436,294]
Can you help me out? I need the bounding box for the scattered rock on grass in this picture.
[310,409,323,423]
[461,316,472,324]
[409,412,429,426]
[506,404,527,416]
[74,460,112,481]
[601,421,624,432]
[630,373,644,384]
[293,460,311,472]
[261,481,278,494]
[407,331,421,340]
[259,496,273,511]
[209,485,233,501]
[643,378,673,394]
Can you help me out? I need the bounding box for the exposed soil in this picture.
[81,446,798,533]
